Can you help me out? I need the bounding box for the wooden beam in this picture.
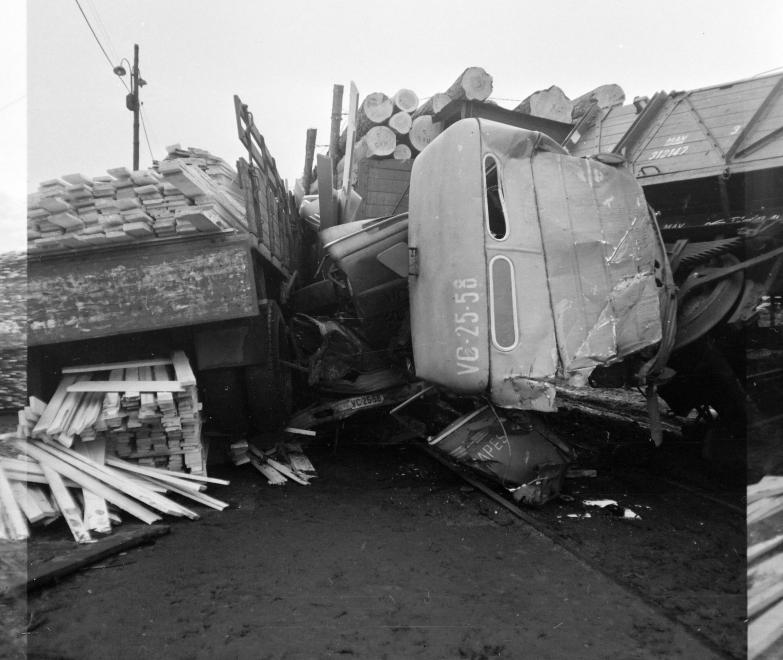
[7,524,170,595]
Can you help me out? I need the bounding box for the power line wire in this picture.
[73,0,117,73]
[139,107,156,163]
[85,0,120,63]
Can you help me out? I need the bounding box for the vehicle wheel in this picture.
[245,302,293,431]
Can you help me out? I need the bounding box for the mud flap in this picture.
[428,406,572,505]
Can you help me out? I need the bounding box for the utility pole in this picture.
[131,44,140,171]
[116,44,144,170]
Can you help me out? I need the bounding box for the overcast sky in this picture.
[2,0,782,251]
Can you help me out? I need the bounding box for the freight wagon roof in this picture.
[567,71,783,185]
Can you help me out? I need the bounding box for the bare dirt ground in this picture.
[6,416,745,660]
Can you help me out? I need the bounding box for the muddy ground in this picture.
[3,410,746,660]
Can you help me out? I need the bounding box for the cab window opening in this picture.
[484,155,508,240]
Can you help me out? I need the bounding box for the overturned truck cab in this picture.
[408,118,675,413]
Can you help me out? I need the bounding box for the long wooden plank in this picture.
[106,457,229,486]
[9,481,48,524]
[136,474,229,511]
[67,380,185,393]
[5,525,170,596]
[749,534,783,564]
[62,358,173,374]
[35,440,197,519]
[17,441,161,525]
[76,440,112,534]
[39,461,93,543]
[171,350,197,387]
[0,465,30,540]
[749,597,783,659]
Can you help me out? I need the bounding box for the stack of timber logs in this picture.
[27,146,249,253]
[0,395,228,544]
[747,475,783,658]
[24,351,206,475]
[335,67,495,185]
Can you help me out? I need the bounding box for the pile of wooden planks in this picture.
[27,146,248,253]
[747,475,783,658]
[0,430,229,545]
[245,439,317,487]
[25,351,206,475]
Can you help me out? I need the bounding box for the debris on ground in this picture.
[0,353,229,544]
[426,405,572,505]
[748,474,783,658]
[246,440,317,487]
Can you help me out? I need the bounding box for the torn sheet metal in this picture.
[428,405,571,505]
[408,118,669,411]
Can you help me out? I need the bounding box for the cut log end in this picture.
[392,88,419,114]
[409,116,444,154]
[388,111,413,135]
[360,92,394,124]
[393,144,412,161]
[449,67,493,102]
[364,126,397,158]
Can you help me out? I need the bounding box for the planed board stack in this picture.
[0,393,229,544]
[27,146,249,253]
[747,476,783,658]
[26,351,206,475]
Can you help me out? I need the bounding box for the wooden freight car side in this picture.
[27,234,259,346]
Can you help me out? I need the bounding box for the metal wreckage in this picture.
[287,74,783,505]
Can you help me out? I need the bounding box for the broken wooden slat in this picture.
[32,374,78,437]
[248,454,287,485]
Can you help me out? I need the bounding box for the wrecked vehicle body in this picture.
[290,119,676,503]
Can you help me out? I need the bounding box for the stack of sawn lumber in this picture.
[747,475,783,658]
[0,424,228,545]
[23,351,206,475]
[28,145,248,253]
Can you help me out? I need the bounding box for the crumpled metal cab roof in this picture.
[409,118,667,411]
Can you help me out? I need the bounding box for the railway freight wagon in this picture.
[26,98,302,435]
[566,72,783,433]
